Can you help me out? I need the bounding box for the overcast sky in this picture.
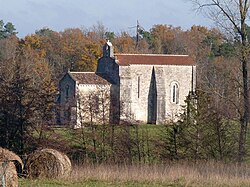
[0,0,213,38]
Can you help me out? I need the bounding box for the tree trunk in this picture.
[238,55,249,162]
[238,14,249,160]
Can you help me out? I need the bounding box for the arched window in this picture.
[171,82,179,104]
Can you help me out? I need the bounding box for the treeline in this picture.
[1,21,235,80]
[0,20,247,162]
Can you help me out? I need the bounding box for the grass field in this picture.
[19,162,250,187]
[22,124,250,186]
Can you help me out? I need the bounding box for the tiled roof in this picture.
[69,72,111,85]
[115,54,195,66]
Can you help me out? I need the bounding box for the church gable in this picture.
[59,73,76,104]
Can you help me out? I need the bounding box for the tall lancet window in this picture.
[171,82,179,104]
[137,76,140,98]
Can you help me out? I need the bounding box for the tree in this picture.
[149,24,184,54]
[0,20,17,39]
[105,31,115,41]
[0,36,19,60]
[192,0,250,162]
[0,39,56,155]
[87,22,107,42]
[35,27,55,37]
[113,32,135,53]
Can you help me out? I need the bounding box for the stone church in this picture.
[58,41,196,128]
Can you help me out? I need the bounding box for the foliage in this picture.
[0,20,17,39]
[0,38,56,155]
[157,91,239,162]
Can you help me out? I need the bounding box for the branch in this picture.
[213,0,242,34]
[194,0,242,35]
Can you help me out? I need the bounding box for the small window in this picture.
[94,96,99,113]
[171,82,179,104]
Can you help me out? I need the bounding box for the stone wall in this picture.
[76,84,111,128]
[120,65,152,123]
[163,65,194,122]
[58,73,112,128]
[119,66,133,122]
[119,64,194,124]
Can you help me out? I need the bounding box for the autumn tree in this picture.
[0,37,56,155]
[113,32,136,53]
[149,24,185,54]
[0,35,19,61]
[34,28,65,79]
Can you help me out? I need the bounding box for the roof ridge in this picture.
[115,53,189,57]
[70,72,95,74]
[115,53,195,66]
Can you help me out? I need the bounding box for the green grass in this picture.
[18,177,250,187]
[19,178,185,187]
[51,124,164,140]
[48,124,165,155]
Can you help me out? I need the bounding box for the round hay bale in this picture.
[0,161,18,187]
[0,147,23,187]
[26,148,72,179]
[0,147,24,171]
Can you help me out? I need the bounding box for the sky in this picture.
[0,0,213,38]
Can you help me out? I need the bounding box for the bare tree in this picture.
[192,0,250,161]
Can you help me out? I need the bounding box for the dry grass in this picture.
[62,161,250,186]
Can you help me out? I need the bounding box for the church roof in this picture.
[115,54,195,66]
[69,72,111,85]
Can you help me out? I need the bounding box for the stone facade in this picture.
[58,72,111,128]
[58,41,196,127]
[117,64,195,124]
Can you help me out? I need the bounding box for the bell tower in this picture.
[103,40,114,58]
